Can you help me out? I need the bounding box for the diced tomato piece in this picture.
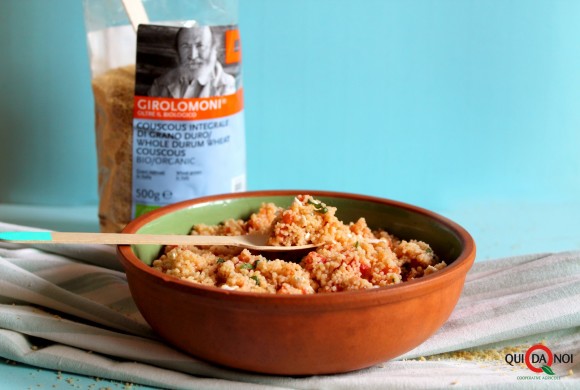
[296,195,307,203]
[282,211,294,224]
[360,263,372,278]
[303,252,327,266]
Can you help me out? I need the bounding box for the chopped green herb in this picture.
[425,248,433,254]
[307,199,328,214]
[216,258,225,264]
[254,260,260,269]
[240,263,253,270]
[250,275,260,285]
[354,241,359,249]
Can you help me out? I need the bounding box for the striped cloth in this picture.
[0,222,578,389]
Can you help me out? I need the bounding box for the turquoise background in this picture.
[0,0,579,210]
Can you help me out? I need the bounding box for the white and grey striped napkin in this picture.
[0,222,578,389]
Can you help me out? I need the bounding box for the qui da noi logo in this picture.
[505,344,574,380]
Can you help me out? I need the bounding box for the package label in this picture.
[132,24,246,217]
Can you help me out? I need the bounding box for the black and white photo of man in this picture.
[148,26,236,98]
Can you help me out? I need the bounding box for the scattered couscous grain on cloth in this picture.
[152,195,447,294]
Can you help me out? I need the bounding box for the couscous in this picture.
[152,195,447,294]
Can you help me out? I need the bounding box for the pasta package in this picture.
[83,0,246,232]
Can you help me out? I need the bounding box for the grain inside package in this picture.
[91,65,135,232]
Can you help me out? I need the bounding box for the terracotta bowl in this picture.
[117,190,476,375]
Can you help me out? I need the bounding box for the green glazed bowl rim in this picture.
[118,190,476,306]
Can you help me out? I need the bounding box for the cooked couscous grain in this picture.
[152,195,447,294]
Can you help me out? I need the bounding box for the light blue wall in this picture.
[1,0,578,210]
[239,0,580,210]
[0,0,95,205]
